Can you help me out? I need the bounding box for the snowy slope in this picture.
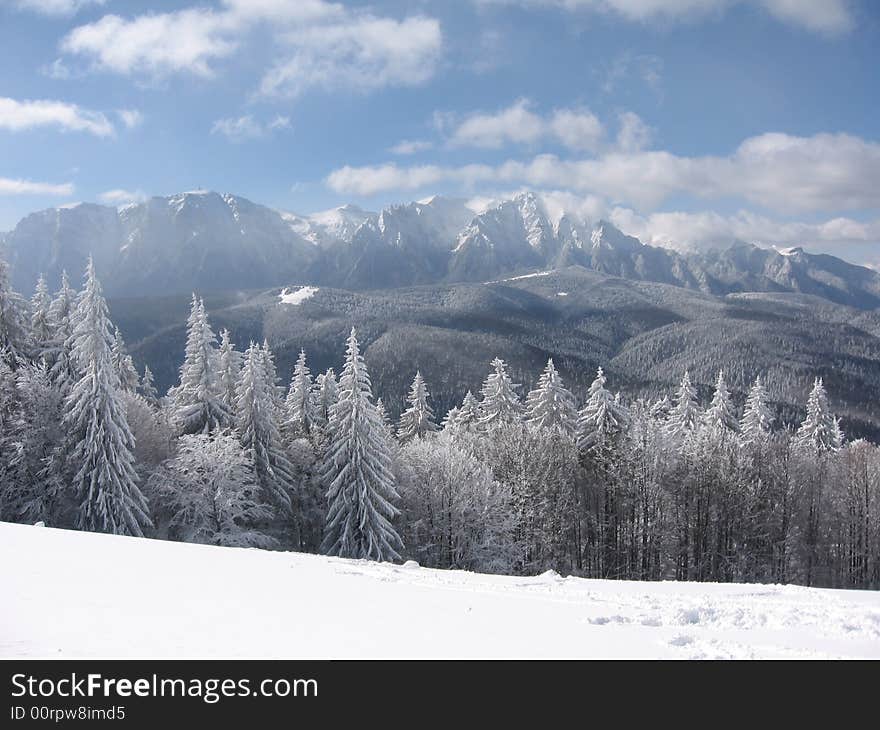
[3,523,879,659]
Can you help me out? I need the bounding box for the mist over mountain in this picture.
[3,190,880,310]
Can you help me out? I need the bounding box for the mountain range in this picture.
[3,190,880,310]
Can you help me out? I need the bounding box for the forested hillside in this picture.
[107,266,880,441]
[2,254,879,590]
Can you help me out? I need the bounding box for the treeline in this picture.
[1,256,878,589]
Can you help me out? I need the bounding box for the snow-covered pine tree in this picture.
[441,406,460,432]
[111,327,140,392]
[740,376,773,447]
[794,378,840,454]
[30,275,53,361]
[235,342,296,512]
[524,358,577,436]
[315,367,338,428]
[139,365,159,405]
[478,358,522,429]
[45,270,78,387]
[0,361,65,525]
[376,397,393,435]
[260,339,285,410]
[64,258,152,536]
[321,328,402,561]
[454,390,480,432]
[217,328,242,415]
[665,370,701,444]
[831,417,845,450]
[173,295,230,434]
[0,255,29,365]
[397,371,438,442]
[576,367,629,452]
[285,349,318,439]
[702,370,739,436]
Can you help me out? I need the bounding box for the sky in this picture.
[0,0,878,265]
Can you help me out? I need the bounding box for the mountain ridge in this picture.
[3,190,880,310]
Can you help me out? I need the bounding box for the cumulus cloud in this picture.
[0,97,114,137]
[61,9,238,77]
[60,1,443,97]
[98,188,146,205]
[0,177,74,196]
[258,15,442,98]
[609,207,880,253]
[615,111,652,153]
[211,114,291,141]
[326,131,880,214]
[448,99,604,152]
[15,0,105,16]
[478,0,853,35]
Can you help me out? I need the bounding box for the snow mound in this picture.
[401,560,420,570]
[2,523,879,659]
[279,286,318,306]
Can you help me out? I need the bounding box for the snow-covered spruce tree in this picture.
[441,406,460,432]
[63,258,152,536]
[235,342,297,513]
[150,432,276,548]
[314,367,338,427]
[45,270,78,387]
[321,328,403,561]
[397,371,438,443]
[794,378,841,454]
[525,358,577,436]
[665,370,701,446]
[30,275,53,361]
[139,365,159,405]
[111,327,140,393]
[217,328,242,415]
[702,370,739,436]
[0,255,29,365]
[478,358,522,429]
[284,349,318,439]
[173,295,230,434]
[452,390,480,433]
[576,367,629,452]
[740,376,773,448]
[376,397,394,436]
[0,361,65,525]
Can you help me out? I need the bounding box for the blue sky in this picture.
[1,0,878,264]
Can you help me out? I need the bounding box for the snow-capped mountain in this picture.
[3,189,880,309]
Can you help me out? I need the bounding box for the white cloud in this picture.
[608,206,880,265]
[60,2,443,97]
[61,9,238,77]
[258,15,442,98]
[326,162,495,197]
[211,114,291,141]
[0,177,74,196]
[326,131,880,214]
[0,97,114,137]
[117,109,142,129]
[389,139,434,155]
[15,0,105,16]
[448,99,605,152]
[479,0,853,34]
[616,111,652,153]
[98,188,146,205]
